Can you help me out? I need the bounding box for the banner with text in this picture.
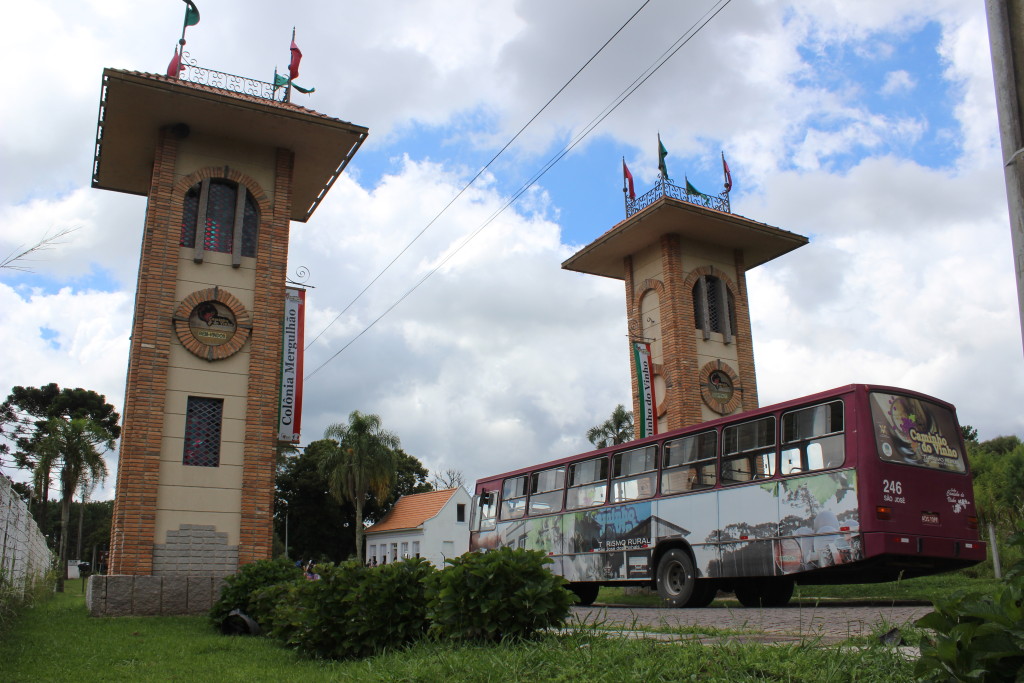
[278,287,305,443]
[632,342,658,438]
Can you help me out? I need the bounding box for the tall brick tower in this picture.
[562,180,806,433]
[89,67,365,612]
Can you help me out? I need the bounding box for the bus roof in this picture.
[474,383,957,487]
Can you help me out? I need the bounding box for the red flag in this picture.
[167,48,183,79]
[722,154,733,193]
[289,39,302,81]
[623,159,636,200]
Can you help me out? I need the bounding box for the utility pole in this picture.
[986,0,1024,357]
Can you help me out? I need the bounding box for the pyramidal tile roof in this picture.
[365,488,459,534]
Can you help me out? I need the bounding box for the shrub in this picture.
[426,547,574,642]
[915,527,1024,681]
[278,557,435,660]
[209,557,304,627]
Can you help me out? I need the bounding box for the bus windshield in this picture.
[869,391,966,473]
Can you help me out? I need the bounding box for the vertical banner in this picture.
[278,287,305,443]
[632,342,658,438]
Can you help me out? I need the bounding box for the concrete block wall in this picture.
[86,574,228,616]
[152,524,239,575]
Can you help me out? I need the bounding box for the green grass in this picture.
[596,570,1001,607]
[1,579,917,682]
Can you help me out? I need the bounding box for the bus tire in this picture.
[761,577,794,607]
[734,580,763,607]
[656,549,696,608]
[685,579,718,607]
[569,582,600,606]
[735,578,794,608]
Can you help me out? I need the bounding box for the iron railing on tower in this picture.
[177,52,288,103]
[626,176,730,217]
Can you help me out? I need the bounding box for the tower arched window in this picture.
[180,178,259,266]
[692,274,736,343]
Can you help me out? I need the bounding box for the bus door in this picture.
[716,415,778,578]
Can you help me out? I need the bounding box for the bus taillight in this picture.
[876,505,892,520]
[967,515,978,530]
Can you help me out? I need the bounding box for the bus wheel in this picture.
[685,579,718,607]
[656,549,696,608]
[569,582,600,606]
[760,578,794,607]
[735,578,794,608]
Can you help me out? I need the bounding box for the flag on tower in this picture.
[722,152,732,193]
[289,35,302,81]
[167,48,183,79]
[622,159,636,200]
[182,0,200,28]
[685,177,707,197]
[657,134,669,179]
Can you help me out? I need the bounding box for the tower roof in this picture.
[92,68,368,222]
[562,197,808,279]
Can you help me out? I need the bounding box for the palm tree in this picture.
[35,417,113,591]
[586,404,634,449]
[316,411,399,563]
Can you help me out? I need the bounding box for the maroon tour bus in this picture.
[469,385,986,607]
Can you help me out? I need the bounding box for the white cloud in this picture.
[1,0,1021,505]
[881,69,916,95]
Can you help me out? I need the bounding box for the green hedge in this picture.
[212,548,575,660]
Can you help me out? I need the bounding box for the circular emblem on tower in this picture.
[699,361,742,414]
[173,287,252,361]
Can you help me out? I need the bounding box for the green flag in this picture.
[274,73,316,95]
[685,177,706,197]
[658,134,669,179]
[183,1,200,27]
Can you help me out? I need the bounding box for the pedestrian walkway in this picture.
[570,603,932,645]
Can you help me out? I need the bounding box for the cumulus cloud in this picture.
[1,0,1021,501]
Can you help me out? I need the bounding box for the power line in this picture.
[304,0,654,350]
[305,0,733,380]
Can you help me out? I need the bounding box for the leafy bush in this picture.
[277,558,435,659]
[915,527,1024,681]
[426,547,574,642]
[209,557,304,626]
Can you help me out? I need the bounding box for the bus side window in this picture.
[662,431,717,494]
[610,445,657,503]
[501,476,527,520]
[722,416,776,486]
[529,466,565,515]
[781,401,845,475]
[566,456,608,510]
[474,491,497,531]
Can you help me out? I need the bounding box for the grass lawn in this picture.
[1,579,916,682]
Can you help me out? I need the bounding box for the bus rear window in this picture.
[870,392,966,473]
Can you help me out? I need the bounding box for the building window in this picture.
[401,541,409,559]
[181,178,259,266]
[456,503,466,523]
[412,541,420,558]
[692,274,736,342]
[183,397,223,467]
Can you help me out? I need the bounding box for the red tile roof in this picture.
[365,489,459,534]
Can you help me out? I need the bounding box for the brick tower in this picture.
[89,68,365,612]
[562,181,807,433]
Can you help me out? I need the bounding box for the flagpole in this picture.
[285,27,295,103]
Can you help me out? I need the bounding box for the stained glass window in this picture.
[179,179,260,259]
[183,396,223,467]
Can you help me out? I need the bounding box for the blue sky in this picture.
[1,0,1021,496]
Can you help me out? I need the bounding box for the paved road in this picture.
[570,603,933,644]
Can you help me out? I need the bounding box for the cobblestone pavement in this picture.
[570,603,933,644]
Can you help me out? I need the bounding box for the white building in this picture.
[364,488,471,568]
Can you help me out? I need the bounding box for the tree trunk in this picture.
[76,495,86,562]
[354,497,364,564]
[57,496,71,593]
